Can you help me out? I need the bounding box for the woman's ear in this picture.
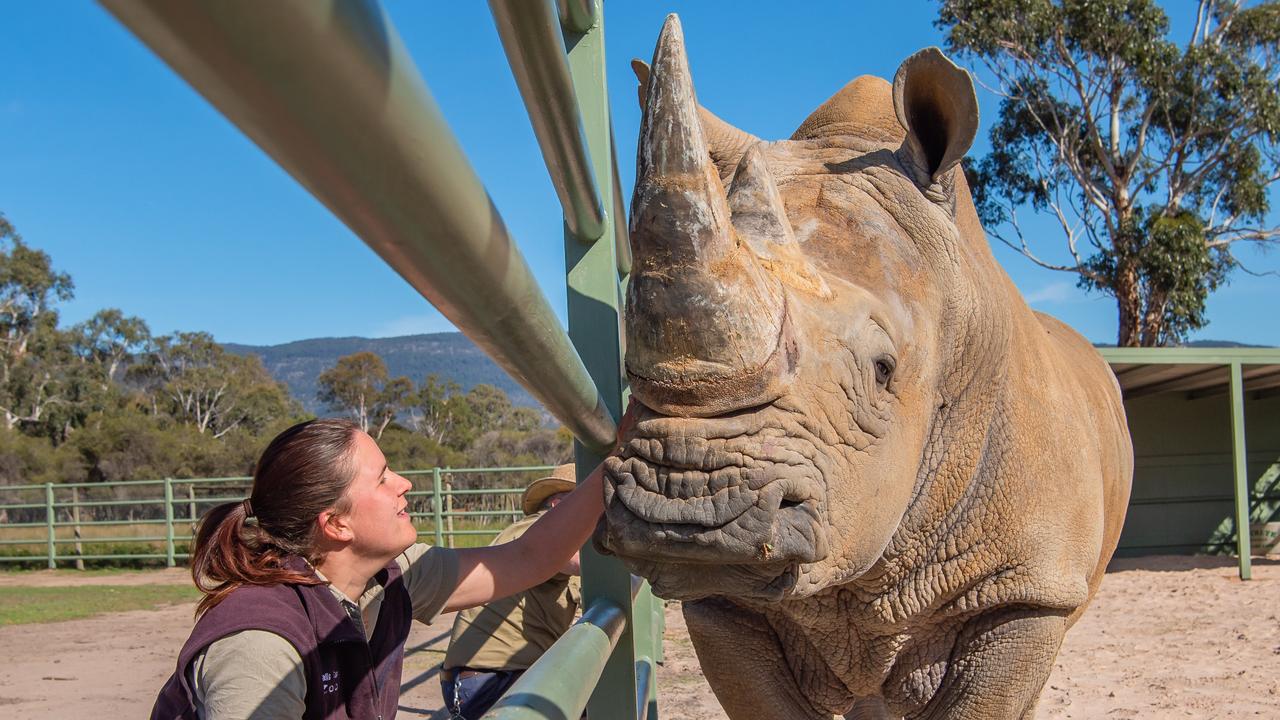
[317,508,354,543]
[892,47,978,189]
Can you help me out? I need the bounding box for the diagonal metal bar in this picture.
[483,600,626,719]
[490,0,606,242]
[99,0,616,451]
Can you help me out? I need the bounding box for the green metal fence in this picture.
[0,466,554,569]
[96,0,657,717]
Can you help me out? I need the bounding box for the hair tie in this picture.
[242,498,255,518]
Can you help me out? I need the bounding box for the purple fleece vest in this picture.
[151,557,411,720]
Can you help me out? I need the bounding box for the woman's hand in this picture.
[612,399,641,454]
[443,401,641,612]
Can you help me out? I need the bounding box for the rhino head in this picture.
[597,16,992,603]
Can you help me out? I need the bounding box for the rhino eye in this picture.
[874,357,895,387]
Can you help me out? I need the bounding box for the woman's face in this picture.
[339,431,419,559]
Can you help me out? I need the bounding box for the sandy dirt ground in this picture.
[0,556,1276,719]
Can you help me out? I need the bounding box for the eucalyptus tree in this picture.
[0,216,76,430]
[937,0,1279,345]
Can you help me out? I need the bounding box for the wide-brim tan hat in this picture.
[522,463,577,515]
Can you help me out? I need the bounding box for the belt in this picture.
[440,667,496,682]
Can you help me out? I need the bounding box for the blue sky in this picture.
[2,1,1276,347]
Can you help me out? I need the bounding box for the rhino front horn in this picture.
[626,15,792,418]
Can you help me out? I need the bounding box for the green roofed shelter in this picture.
[1099,347,1280,581]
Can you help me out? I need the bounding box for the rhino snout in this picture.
[598,452,828,568]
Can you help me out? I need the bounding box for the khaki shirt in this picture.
[444,512,581,672]
[190,543,457,719]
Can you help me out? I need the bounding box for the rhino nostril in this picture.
[779,498,803,510]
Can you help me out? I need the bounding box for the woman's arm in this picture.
[443,463,604,613]
[192,630,306,719]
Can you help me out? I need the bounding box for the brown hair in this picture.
[191,418,361,615]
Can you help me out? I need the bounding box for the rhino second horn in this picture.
[728,146,832,299]
[626,15,790,417]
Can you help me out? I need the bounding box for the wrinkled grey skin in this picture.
[594,16,1133,720]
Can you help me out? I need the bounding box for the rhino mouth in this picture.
[596,429,829,601]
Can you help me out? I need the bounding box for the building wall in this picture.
[1116,391,1280,556]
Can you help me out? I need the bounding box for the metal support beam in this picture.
[490,0,606,242]
[485,600,627,719]
[609,127,633,275]
[1123,365,1224,399]
[1229,362,1252,580]
[99,0,617,452]
[1185,365,1280,400]
[556,0,596,33]
[561,2,648,718]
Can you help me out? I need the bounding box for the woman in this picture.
[151,417,616,720]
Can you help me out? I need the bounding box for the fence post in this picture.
[164,477,176,568]
[445,475,455,549]
[72,486,84,571]
[432,467,444,547]
[188,483,197,531]
[44,482,56,570]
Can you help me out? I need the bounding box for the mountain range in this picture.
[227,333,1265,415]
[225,332,536,415]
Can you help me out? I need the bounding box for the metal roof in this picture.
[1098,347,1280,400]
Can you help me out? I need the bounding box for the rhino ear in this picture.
[892,48,978,187]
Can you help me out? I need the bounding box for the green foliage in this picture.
[1,217,81,435]
[1080,209,1232,345]
[316,350,412,438]
[131,331,300,438]
[938,0,1280,345]
[0,216,569,488]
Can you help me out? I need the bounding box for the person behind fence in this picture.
[440,463,582,719]
[150,415,628,720]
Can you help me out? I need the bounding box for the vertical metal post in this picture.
[432,467,444,547]
[44,483,56,570]
[164,477,176,568]
[72,486,84,571]
[651,593,665,664]
[563,2,645,717]
[445,476,456,549]
[188,484,197,530]
[1229,362,1252,580]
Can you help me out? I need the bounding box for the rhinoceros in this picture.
[596,16,1133,720]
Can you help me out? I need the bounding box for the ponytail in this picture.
[190,418,361,615]
[190,500,320,616]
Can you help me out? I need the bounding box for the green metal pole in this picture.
[561,2,649,718]
[556,0,596,33]
[1229,362,1252,580]
[432,468,445,547]
[98,0,617,453]
[489,0,606,241]
[164,477,176,568]
[45,483,56,570]
[484,600,626,719]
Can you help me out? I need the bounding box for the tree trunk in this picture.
[1115,262,1143,347]
[1138,290,1167,347]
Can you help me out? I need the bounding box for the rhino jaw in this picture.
[595,432,830,602]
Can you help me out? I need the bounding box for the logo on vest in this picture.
[321,670,340,694]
